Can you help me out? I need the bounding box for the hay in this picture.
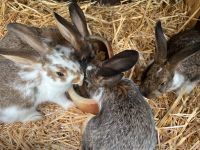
[0,0,199,149]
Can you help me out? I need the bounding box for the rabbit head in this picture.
[68,50,139,114]
[1,23,84,101]
[54,1,113,66]
[140,21,200,99]
[85,50,139,89]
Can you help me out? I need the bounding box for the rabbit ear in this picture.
[53,12,82,51]
[100,74,123,87]
[69,0,89,37]
[40,28,67,45]
[7,23,50,56]
[0,48,38,65]
[98,50,139,76]
[86,35,113,59]
[168,44,200,70]
[154,21,167,64]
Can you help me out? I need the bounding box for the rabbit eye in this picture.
[56,72,64,77]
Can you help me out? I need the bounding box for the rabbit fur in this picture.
[81,50,157,150]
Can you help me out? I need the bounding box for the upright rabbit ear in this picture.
[7,23,50,56]
[86,35,113,60]
[69,0,89,37]
[0,48,38,65]
[154,21,167,64]
[168,44,200,70]
[53,12,82,51]
[98,50,139,77]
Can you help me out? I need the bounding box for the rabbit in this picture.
[0,22,86,123]
[71,50,157,149]
[140,19,200,99]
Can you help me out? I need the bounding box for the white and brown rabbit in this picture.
[0,22,86,123]
[140,19,200,99]
[70,50,157,149]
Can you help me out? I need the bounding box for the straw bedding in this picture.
[0,0,199,149]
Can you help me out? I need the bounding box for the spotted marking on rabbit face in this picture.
[43,47,84,85]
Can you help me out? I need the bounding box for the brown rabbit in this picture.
[69,50,157,149]
[140,20,200,99]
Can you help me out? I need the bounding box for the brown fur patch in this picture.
[47,70,57,81]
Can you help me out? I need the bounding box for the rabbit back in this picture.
[0,59,34,109]
[167,29,200,58]
[82,79,157,150]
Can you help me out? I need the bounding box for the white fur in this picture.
[168,71,185,91]
[47,47,80,72]
[13,64,42,99]
[178,81,198,94]
[0,106,42,123]
[87,65,93,71]
[169,71,198,94]
[92,88,104,110]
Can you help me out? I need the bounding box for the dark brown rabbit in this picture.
[70,50,157,149]
[140,19,200,99]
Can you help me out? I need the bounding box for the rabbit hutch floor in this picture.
[0,0,200,149]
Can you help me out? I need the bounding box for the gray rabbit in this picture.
[140,19,200,99]
[70,50,157,149]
